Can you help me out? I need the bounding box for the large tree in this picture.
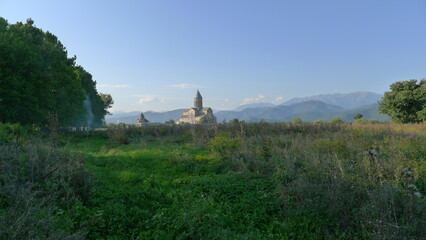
[0,18,112,126]
[378,79,426,123]
[75,66,113,126]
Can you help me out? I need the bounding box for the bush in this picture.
[353,117,369,124]
[107,125,131,144]
[291,117,302,124]
[0,123,30,144]
[329,118,343,124]
[209,136,242,160]
[0,136,93,239]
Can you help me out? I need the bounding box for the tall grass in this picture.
[0,123,93,239]
[2,122,425,239]
[106,122,426,239]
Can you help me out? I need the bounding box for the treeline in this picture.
[0,18,112,127]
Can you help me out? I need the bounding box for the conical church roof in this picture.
[195,90,202,99]
[138,113,149,122]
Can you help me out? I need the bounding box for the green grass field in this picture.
[69,137,282,239]
[1,122,426,239]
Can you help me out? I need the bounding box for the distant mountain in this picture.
[144,109,186,122]
[331,103,389,122]
[281,100,344,114]
[282,91,382,109]
[106,92,388,124]
[288,103,389,122]
[215,101,344,122]
[106,109,186,124]
[234,102,276,111]
[106,111,141,119]
[215,101,389,122]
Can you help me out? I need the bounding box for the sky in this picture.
[1,0,426,112]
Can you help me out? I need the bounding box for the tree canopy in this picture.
[378,79,426,123]
[353,113,363,120]
[0,18,112,127]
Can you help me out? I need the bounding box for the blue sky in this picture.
[1,0,425,112]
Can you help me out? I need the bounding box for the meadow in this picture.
[1,122,425,239]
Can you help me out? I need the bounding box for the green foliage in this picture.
[0,122,30,143]
[329,117,343,124]
[379,79,426,123]
[314,138,349,157]
[209,135,242,160]
[0,132,93,239]
[75,66,113,127]
[3,123,426,239]
[165,119,175,125]
[353,113,364,120]
[353,117,369,124]
[291,117,302,123]
[0,17,112,126]
[85,123,426,238]
[228,118,240,124]
[107,125,132,144]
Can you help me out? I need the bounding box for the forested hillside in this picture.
[0,18,112,127]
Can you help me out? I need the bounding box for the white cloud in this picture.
[98,84,131,88]
[168,83,201,89]
[274,96,285,102]
[242,94,266,104]
[224,98,230,103]
[136,95,165,105]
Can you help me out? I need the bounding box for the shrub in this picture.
[291,117,302,124]
[0,136,93,239]
[353,117,369,124]
[353,113,364,120]
[209,136,242,160]
[107,125,130,144]
[314,138,349,157]
[329,118,343,124]
[0,123,30,144]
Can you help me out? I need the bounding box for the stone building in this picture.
[178,90,217,124]
[136,113,149,127]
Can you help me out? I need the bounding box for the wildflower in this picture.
[407,184,418,191]
[364,149,378,158]
[401,167,415,180]
[364,149,379,164]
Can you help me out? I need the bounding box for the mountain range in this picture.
[282,91,382,109]
[215,102,387,122]
[105,91,389,124]
[106,109,185,124]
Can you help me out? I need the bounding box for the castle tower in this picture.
[194,90,203,109]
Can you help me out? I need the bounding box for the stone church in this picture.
[178,90,217,124]
[135,113,149,127]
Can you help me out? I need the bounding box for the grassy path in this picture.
[70,138,281,240]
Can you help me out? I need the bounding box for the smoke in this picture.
[83,94,94,127]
